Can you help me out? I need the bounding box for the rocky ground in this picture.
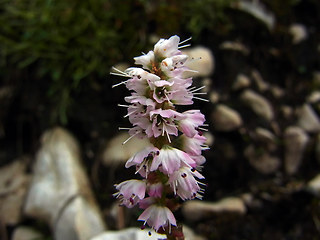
[0,0,320,240]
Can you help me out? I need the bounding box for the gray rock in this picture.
[270,85,285,98]
[90,228,166,240]
[211,104,243,131]
[182,197,246,222]
[182,46,215,78]
[232,73,251,90]
[289,23,308,44]
[244,144,281,175]
[281,105,294,120]
[209,90,220,104]
[252,127,277,151]
[0,160,30,225]
[251,70,269,92]
[219,41,250,55]
[307,91,320,104]
[296,104,320,133]
[240,89,274,121]
[91,226,205,240]
[232,0,275,30]
[12,226,43,240]
[102,132,151,166]
[306,174,320,197]
[24,127,106,240]
[284,126,309,175]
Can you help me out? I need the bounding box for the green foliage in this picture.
[182,0,235,37]
[0,0,235,124]
[0,0,149,124]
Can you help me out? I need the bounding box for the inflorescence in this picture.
[112,35,209,237]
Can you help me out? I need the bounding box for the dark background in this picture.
[1,0,320,239]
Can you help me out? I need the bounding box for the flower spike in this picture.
[112,35,210,238]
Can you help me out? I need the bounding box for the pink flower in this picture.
[128,126,147,139]
[125,69,160,95]
[138,205,177,232]
[179,133,208,156]
[190,154,207,167]
[160,55,188,74]
[169,166,204,200]
[147,182,163,198]
[134,51,155,70]
[114,179,147,208]
[149,109,184,141]
[154,35,181,58]
[178,110,206,137]
[150,145,196,175]
[125,146,160,177]
[125,146,159,167]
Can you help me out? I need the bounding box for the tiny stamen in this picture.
[179,36,192,45]
[112,80,130,88]
[193,96,210,102]
[118,127,131,130]
[178,44,191,49]
[190,85,206,93]
[118,104,130,108]
[122,133,138,145]
[112,66,130,77]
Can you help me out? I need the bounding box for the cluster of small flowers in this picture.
[112,35,209,234]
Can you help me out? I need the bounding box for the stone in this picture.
[244,144,280,175]
[90,226,205,240]
[284,126,309,175]
[231,0,275,30]
[24,127,106,240]
[209,91,220,104]
[296,104,320,133]
[251,70,269,92]
[182,197,246,222]
[12,226,43,240]
[307,91,320,104]
[270,85,285,98]
[252,127,277,151]
[281,105,294,119]
[289,23,308,44]
[102,132,151,166]
[183,46,215,78]
[0,160,30,225]
[240,89,274,121]
[211,104,243,131]
[232,73,251,90]
[306,174,320,197]
[90,228,166,240]
[219,41,250,55]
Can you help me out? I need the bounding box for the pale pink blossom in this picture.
[169,166,204,200]
[190,155,207,166]
[178,110,206,137]
[149,109,184,140]
[138,196,156,210]
[154,35,181,58]
[150,146,196,175]
[179,133,208,156]
[138,205,177,232]
[134,51,155,70]
[125,146,159,169]
[160,55,188,74]
[147,182,163,198]
[126,72,160,95]
[114,179,147,208]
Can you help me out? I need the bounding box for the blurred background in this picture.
[0,0,320,239]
